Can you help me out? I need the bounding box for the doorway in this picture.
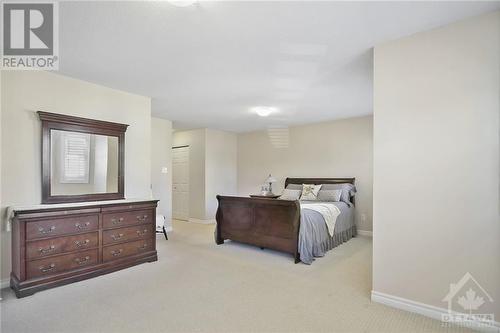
[172,146,189,221]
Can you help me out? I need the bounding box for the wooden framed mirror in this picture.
[39,111,128,204]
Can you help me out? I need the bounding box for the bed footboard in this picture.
[215,195,301,262]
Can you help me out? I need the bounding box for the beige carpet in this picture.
[1,220,471,333]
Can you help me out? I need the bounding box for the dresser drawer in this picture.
[102,209,153,229]
[27,249,98,279]
[103,239,153,262]
[102,224,153,245]
[26,232,98,260]
[26,215,99,240]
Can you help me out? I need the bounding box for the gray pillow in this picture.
[279,189,301,201]
[317,189,342,202]
[287,183,356,205]
[320,183,356,206]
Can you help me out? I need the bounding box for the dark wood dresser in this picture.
[10,199,159,297]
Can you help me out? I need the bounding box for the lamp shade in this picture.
[265,174,277,183]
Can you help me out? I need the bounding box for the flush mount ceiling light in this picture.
[252,106,278,117]
[167,0,198,7]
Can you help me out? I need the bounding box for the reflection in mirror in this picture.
[50,130,119,196]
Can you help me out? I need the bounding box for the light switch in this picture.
[161,167,168,174]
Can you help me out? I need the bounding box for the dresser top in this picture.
[8,198,158,219]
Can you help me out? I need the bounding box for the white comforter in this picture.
[300,203,341,237]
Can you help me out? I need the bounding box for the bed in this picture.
[215,177,357,264]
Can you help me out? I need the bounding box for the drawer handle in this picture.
[75,256,91,265]
[136,215,148,222]
[136,229,148,236]
[39,263,56,273]
[111,249,123,257]
[75,239,90,247]
[38,245,56,254]
[75,222,91,230]
[110,233,124,241]
[38,226,56,235]
[111,217,124,225]
[138,244,148,251]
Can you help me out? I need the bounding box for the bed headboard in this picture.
[284,177,356,205]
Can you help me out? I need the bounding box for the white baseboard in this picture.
[357,229,372,237]
[1,278,9,290]
[188,218,216,225]
[371,290,499,333]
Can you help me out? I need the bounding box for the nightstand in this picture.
[249,194,281,199]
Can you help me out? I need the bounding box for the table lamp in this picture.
[264,174,277,196]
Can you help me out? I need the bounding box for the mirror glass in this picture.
[50,130,119,196]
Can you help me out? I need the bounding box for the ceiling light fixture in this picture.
[252,106,278,117]
[167,1,198,7]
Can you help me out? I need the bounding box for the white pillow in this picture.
[279,189,301,201]
[299,184,322,201]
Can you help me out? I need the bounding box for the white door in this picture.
[172,146,189,221]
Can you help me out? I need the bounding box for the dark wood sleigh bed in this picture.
[215,177,355,263]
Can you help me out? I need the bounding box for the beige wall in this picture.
[237,116,373,231]
[205,129,237,219]
[1,71,152,282]
[0,70,2,286]
[151,118,173,221]
[173,129,206,220]
[373,11,499,318]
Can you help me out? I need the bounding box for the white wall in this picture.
[106,139,119,193]
[238,116,373,231]
[93,135,109,193]
[173,128,237,221]
[1,71,152,282]
[373,11,499,318]
[151,118,173,222]
[173,129,206,220]
[205,129,237,219]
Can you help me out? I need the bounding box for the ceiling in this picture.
[58,1,500,132]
